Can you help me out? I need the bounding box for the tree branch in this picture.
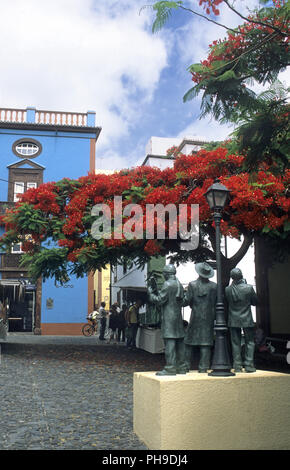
[228,232,254,269]
[206,223,254,268]
[207,31,279,76]
[178,4,246,35]
[223,0,288,38]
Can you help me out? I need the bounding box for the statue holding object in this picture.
[147,264,187,376]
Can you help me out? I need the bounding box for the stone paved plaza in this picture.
[0,335,165,450]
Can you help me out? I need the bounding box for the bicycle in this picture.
[82,319,98,337]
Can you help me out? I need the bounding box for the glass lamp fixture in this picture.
[204,179,231,211]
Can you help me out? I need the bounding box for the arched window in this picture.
[12,139,42,158]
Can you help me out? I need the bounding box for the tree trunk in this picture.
[207,227,254,289]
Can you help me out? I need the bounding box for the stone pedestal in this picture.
[133,370,290,450]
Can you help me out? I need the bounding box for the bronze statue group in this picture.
[148,262,258,376]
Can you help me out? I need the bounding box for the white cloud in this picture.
[0,0,286,173]
[95,149,128,172]
[0,0,168,149]
[177,117,234,142]
[96,142,146,172]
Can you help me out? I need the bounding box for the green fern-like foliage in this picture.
[141,1,183,33]
[181,3,289,170]
[21,248,71,285]
[231,82,290,171]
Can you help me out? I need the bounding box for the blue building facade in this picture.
[0,107,101,335]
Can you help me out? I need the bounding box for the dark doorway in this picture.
[8,292,35,332]
[0,281,35,332]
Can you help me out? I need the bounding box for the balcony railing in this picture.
[35,110,87,126]
[0,108,26,123]
[0,107,95,127]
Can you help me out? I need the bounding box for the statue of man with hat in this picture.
[148,264,187,376]
[183,262,217,373]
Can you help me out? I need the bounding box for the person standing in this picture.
[113,301,120,314]
[148,264,187,376]
[98,301,107,341]
[126,300,142,350]
[117,304,127,343]
[183,262,217,373]
[0,300,7,341]
[225,268,258,373]
[108,304,119,343]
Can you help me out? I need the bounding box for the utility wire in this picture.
[0,177,14,185]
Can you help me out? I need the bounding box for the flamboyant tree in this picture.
[0,0,289,286]
[0,149,289,286]
[146,0,289,170]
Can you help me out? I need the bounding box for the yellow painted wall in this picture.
[94,265,110,308]
[93,169,115,309]
[102,265,110,306]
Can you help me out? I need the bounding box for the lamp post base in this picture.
[209,325,234,377]
[208,370,235,377]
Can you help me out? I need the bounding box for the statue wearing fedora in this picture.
[148,264,187,376]
[225,268,258,373]
[183,262,217,373]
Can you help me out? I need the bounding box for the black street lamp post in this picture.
[204,179,235,377]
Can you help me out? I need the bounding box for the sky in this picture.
[0,0,288,172]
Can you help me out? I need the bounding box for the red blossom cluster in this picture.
[191,5,289,85]
[166,146,179,157]
[1,147,289,260]
[19,182,61,215]
[198,0,223,16]
[273,0,285,8]
[221,170,290,233]
[144,240,163,256]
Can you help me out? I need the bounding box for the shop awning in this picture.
[0,280,36,302]
[0,279,36,289]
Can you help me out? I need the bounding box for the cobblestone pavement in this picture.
[0,335,165,450]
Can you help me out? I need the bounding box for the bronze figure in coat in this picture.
[225,268,258,372]
[183,262,217,372]
[148,264,187,376]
